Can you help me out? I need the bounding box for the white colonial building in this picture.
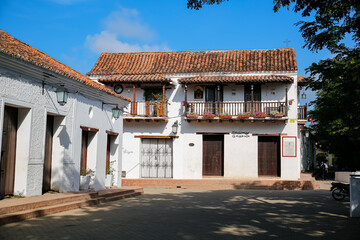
[88,49,309,180]
[0,30,129,196]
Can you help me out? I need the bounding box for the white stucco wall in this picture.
[0,61,126,196]
[121,72,301,180]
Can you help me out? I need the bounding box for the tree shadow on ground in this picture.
[0,189,358,240]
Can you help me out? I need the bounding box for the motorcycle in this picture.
[330,182,350,201]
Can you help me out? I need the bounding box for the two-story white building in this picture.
[0,30,129,196]
[87,49,308,181]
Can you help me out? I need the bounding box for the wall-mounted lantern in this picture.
[302,92,307,99]
[112,106,122,120]
[56,85,68,106]
[172,120,179,135]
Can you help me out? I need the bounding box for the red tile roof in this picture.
[298,75,310,86]
[178,75,294,84]
[87,48,297,76]
[99,74,172,84]
[0,29,129,101]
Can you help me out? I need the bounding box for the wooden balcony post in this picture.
[184,84,188,114]
[132,84,136,117]
[251,84,254,116]
[161,84,166,117]
[285,87,288,117]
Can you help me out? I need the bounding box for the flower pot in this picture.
[202,114,215,118]
[254,114,267,118]
[186,114,199,118]
[105,174,113,187]
[271,113,284,118]
[80,175,91,190]
[220,115,232,119]
[237,114,250,118]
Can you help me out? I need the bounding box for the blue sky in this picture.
[0,0,331,105]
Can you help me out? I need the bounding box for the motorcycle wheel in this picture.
[332,188,346,201]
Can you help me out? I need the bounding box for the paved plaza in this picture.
[1,187,359,240]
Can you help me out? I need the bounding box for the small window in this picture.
[194,86,204,100]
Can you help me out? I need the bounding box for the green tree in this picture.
[307,46,360,169]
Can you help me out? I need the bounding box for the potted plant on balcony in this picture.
[220,112,232,119]
[237,112,251,118]
[80,168,94,190]
[105,163,114,188]
[202,111,215,118]
[254,111,267,118]
[186,112,199,118]
[270,110,284,118]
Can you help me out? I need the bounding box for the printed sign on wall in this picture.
[282,136,297,157]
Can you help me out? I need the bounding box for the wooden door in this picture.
[0,106,18,196]
[244,84,261,112]
[258,136,280,177]
[203,135,224,176]
[106,134,111,174]
[205,86,223,114]
[80,130,88,172]
[42,115,54,193]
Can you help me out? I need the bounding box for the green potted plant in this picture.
[237,112,251,118]
[270,110,284,118]
[105,162,115,188]
[80,168,94,190]
[186,112,199,118]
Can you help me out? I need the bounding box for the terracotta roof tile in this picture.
[99,74,172,83]
[178,75,294,84]
[298,75,310,86]
[87,49,298,76]
[0,29,129,101]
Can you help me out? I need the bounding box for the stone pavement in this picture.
[1,187,359,240]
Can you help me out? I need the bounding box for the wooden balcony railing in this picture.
[298,105,308,120]
[185,101,287,117]
[130,101,167,117]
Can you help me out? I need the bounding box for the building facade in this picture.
[0,30,129,196]
[88,49,308,180]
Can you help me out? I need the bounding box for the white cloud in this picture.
[104,8,153,41]
[85,7,170,54]
[85,31,170,53]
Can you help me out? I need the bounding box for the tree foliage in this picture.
[187,0,228,10]
[307,46,360,168]
[273,0,360,51]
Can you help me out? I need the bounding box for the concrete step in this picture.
[122,179,319,190]
[0,198,104,225]
[0,192,98,215]
[0,187,143,225]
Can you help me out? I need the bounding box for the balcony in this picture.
[125,101,168,122]
[298,105,308,124]
[184,101,287,121]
